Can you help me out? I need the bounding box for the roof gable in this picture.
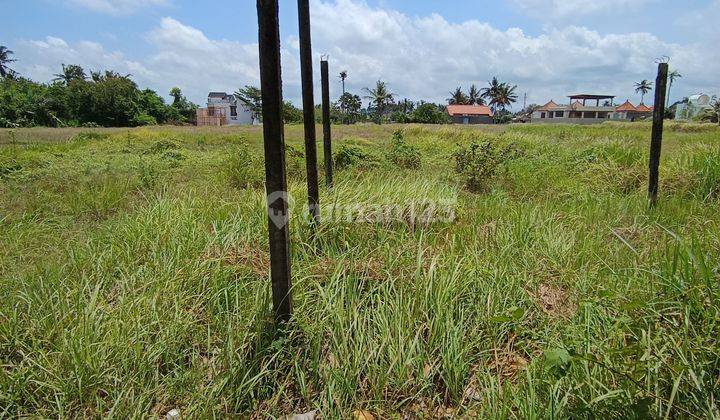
[615,100,637,112]
[538,100,559,111]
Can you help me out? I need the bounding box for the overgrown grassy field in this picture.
[1,122,719,418]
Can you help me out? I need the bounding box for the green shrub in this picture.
[132,113,158,126]
[162,151,186,168]
[453,141,522,192]
[138,160,159,190]
[334,144,378,170]
[285,144,306,181]
[386,130,421,169]
[146,139,180,154]
[225,145,264,189]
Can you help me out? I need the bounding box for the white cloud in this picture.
[309,0,718,105]
[13,1,720,107]
[17,35,155,84]
[66,0,169,15]
[510,0,656,19]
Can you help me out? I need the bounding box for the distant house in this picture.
[675,94,713,121]
[196,92,256,126]
[611,100,653,122]
[531,94,652,124]
[447,105,494,124]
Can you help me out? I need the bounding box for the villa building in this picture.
[531,94,653,124]
[196,92,256,126]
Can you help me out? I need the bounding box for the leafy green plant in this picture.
[453,140,522,192]
[146,139,180,154]
[285,144,306,181]
[386,130,421,169]
[162,151,186,168]
[334,144,377,170]
[225,144,264,189]
[138,160,159,190]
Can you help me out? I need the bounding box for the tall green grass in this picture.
[1,123,719,418]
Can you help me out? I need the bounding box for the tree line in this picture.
[0,47,197,128]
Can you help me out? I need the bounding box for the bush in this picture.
[411,103,451,124]
[132,113,157,126]
[386,130,421,169]
[453,141,522,192]
[225,145,264,189]
[334,144,377,170]
[146,139,180,154]
[285,144,306,180]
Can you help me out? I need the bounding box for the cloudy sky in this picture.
[5,0,720,108]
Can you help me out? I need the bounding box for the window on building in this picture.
[549,112,554,118]
[541,112,546,118]
[555,111,564,118]
[230,106,237,117]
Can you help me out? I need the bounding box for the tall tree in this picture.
[481,77,517,113]
[493,83,518,112]
[0,46,17,78]
[363,80,394,124]
[666,70,682,107]
[53,64,86,85]
[448,87,469,105]
[634,79,653,104]
[468,84,484,105]
[339,92,362,123]
[168,87,197,122]
[234,85,263,120]
[339,70,347,96]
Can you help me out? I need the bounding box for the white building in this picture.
[197,92,256,126]
[531,94,653,124]
[675,94,712,121]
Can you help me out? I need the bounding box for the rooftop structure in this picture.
[531,95,652,124]
[447,104,494,125]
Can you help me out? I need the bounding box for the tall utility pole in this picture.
[297,0,320,231]
[257,0,292,322]
[321,58,333,187]
[648,62,668,208]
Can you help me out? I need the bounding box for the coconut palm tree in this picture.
[53,64,87,85]
[448,87,469,105]
[363,80,394,124]
[493,83,518,113]
[481,77,517,113]
[339,70,348,96]
[0,46,17,78]
[468,84,484,106]
[634,80,653,104]
[667,70,682,107]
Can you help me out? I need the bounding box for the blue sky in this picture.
[5,0,720,106]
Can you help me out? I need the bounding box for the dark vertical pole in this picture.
[321,59,333,187]
[648,62,668,208]
[257,0,292,322]
[297,0,320,229]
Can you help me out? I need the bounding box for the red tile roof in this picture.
[447,104,493,117]
[615,100,637,112]
[538,100,559,111]
[635,104,653,113]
